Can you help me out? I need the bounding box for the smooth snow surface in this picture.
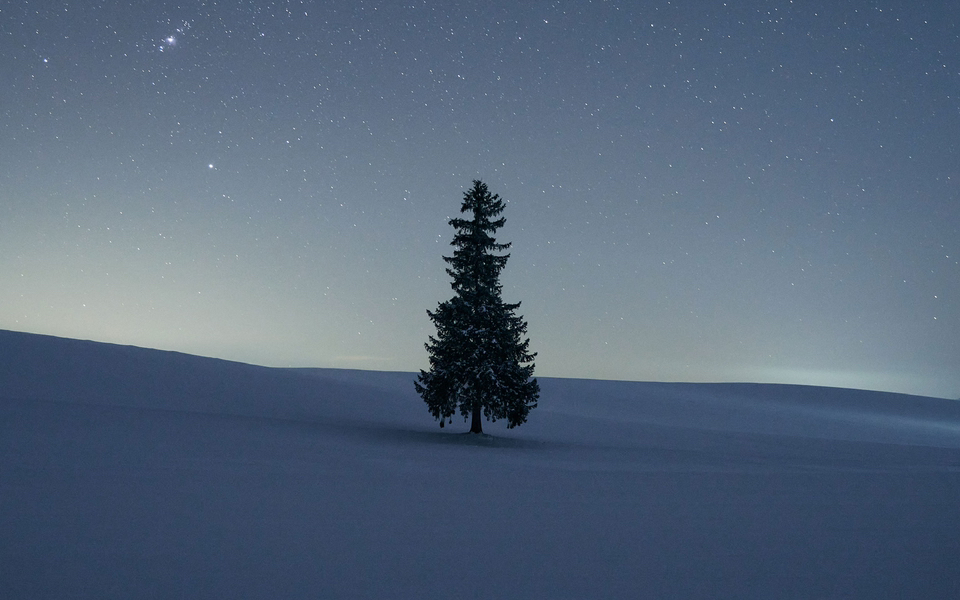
[2,330,959,599]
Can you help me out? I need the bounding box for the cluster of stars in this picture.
[158,21,191,52]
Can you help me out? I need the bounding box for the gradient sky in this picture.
[2,0,958,398]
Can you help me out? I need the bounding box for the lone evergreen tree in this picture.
[415,180,539,434]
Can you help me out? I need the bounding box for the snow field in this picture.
[2,330,959,599]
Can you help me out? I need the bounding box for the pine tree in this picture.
[415,180,539,434]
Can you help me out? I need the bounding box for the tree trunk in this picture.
[469,403,483,434]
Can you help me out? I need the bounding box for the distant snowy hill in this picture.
[2,329,959,599]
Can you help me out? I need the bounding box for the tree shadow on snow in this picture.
[353,423,562,451]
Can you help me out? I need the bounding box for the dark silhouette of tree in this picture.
[415,180,539,434]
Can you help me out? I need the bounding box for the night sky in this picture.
[3,0,958,398]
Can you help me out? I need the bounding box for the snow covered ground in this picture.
[2,329,959,599]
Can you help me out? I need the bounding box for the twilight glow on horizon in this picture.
[2,0,958,398]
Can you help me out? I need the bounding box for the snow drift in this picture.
[2,329,958,599]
